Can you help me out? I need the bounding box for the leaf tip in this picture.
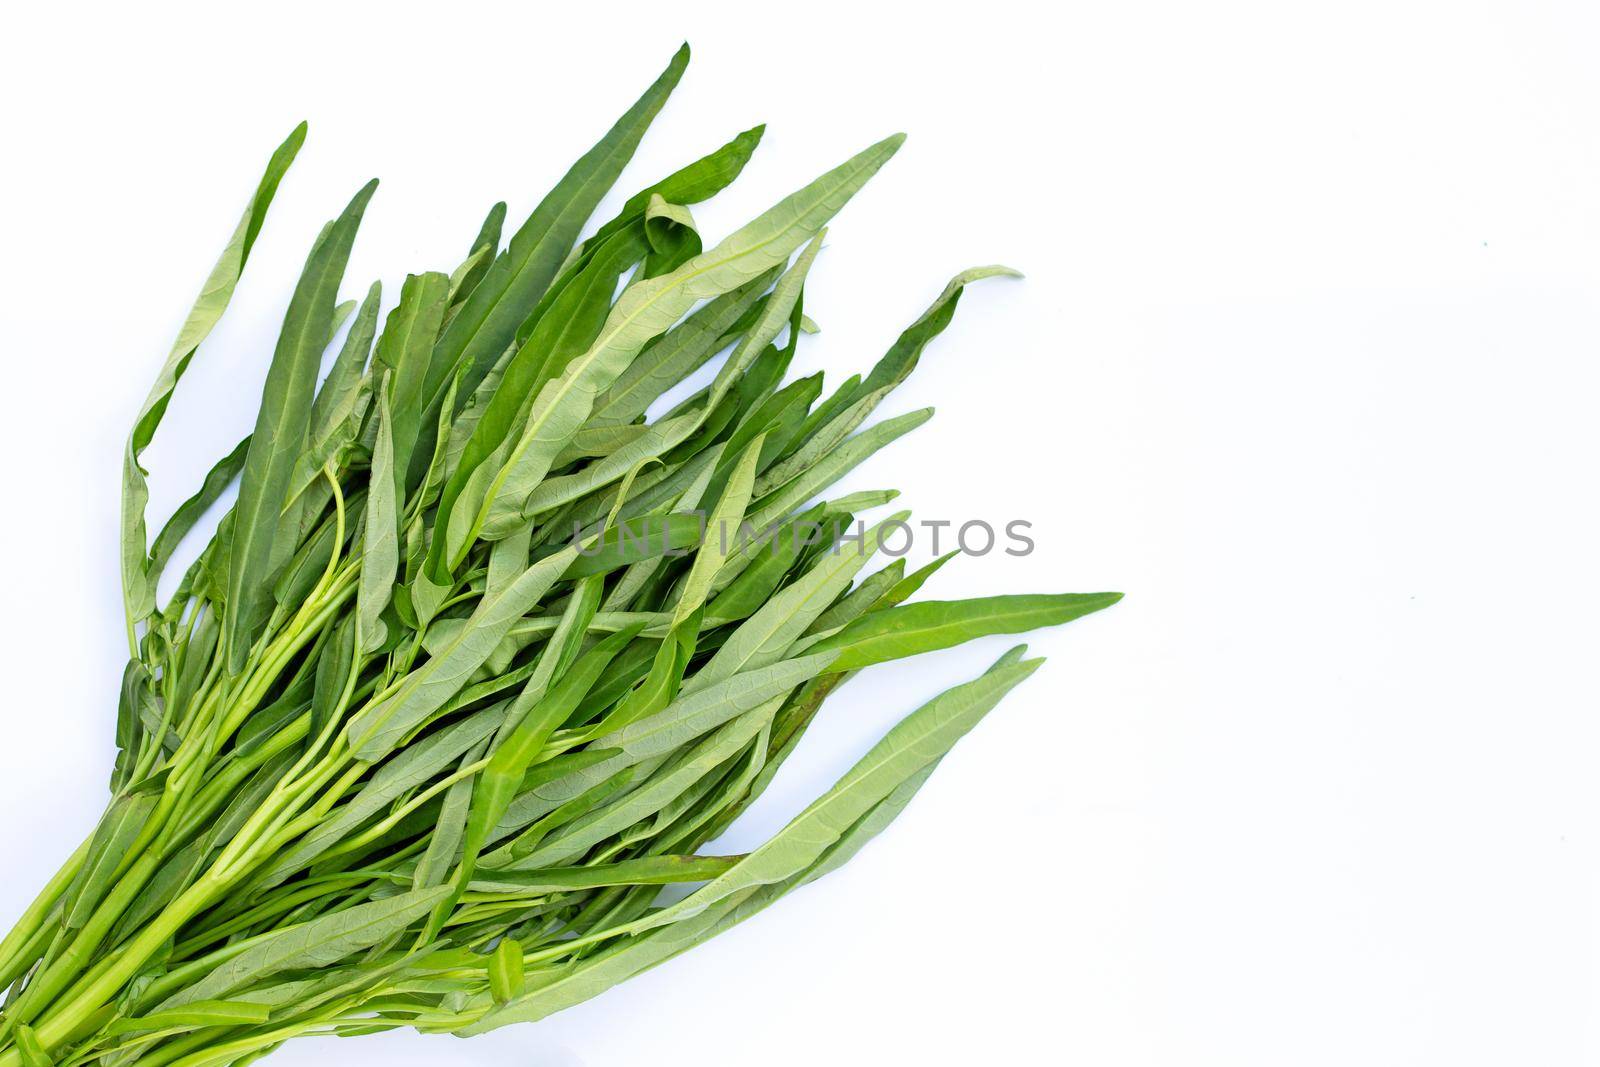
[993,643,1030,667]
[344,178,381,218]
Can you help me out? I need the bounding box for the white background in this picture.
[3,2,1599,1064]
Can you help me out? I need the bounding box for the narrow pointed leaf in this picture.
[224,179,377,671]
[808,592,1124,671]
[121,123,306,630]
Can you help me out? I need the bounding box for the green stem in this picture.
[20,873,224,1058]
[0,919,54,996]
[0,838,89,985]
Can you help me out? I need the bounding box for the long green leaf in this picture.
[459,854,739,895]
[357,387,400,653]
[159,887,451,1009]
[376,271,450,486]
[145,436,251,595]
[224,180,377,671]
[809,592,1123,671]
[422,45,690,424]
[624,652,1042,933]
[670,435,762,626]
[121,123,305,632]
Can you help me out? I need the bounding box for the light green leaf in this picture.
[288,281,381,502]
[458,854,739,895]
[375,271,450,486]
[465,134,903,554]
[224,180,377,672]
[808,592,1124,671]
[521,410,701,518]
[488,937,524,1005]
[358,386,400,653]
[121,123,305,631]
[520,700,774,869]
[844,265,1021,409]
[623,652,1042,934]
[586,269,775,428]
[744,408,931,535]
[346,545,579,760]
[145,436,251,597]
[882,549,958,606]
[496,652,837,825]
[413,736,491,891]
[670,435,763,626]
[108,1000,272,1034]
[687,511,907,693]
[64,791,158,929]
[159,887,452,1009]
[751,386,888,498]
[424,45,690,428]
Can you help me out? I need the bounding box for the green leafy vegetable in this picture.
[0,47,1119,1067]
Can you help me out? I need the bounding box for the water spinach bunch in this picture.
[0,45,1119,1067]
